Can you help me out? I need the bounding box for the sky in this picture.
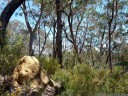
[10,8,25,23]
[0,0,25,23]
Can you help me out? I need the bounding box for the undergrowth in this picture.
[1,53,128,96]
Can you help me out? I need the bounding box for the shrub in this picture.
[52,64,97,96]
[38,57,60,75]
[52,64,128,96]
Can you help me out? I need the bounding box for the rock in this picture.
[0,56,62,96]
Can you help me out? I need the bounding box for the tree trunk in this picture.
[0,0,25,48]
[108,23,112,71]
[90,35,95,66]
[56,0,63,68]
[21,1,43,56]
[29,31,35,55]
[107,0,118,71]
[66,2,81,64]
[53,19,56,58]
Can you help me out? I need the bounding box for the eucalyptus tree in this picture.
[34,0,73,67]
[62,0,89,63]
[0,0,25,49]
[20,0,45,55]
[91,0,128,69]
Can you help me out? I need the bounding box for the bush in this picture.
[52,64,128,96]
[52,64,96,96]
[38,57,60,75]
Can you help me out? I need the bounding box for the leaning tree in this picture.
[0,0,25,48]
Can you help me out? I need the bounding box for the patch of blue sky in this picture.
[0,0,25,23]
[0,0,6,14]
[0,0,37,25]
[10,7,26,24]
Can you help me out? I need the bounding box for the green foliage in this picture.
[39,57,60,75]
[1,53,128,96]
[0,54,18,75]
[115,61,128,66]
[52,64,128,96]
[52,64,97,96]
[0,32,25,75]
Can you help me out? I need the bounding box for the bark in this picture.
[0,0,25,48]
[107,0,118,71]
[39,27,51,57]
[53,18,56,58]
[68,15,81,63]
[66,2,81,63]
[79,24,88,54]
[56,0,63,68]
[21,0,43,56]
[38,23,41,54]
[29,31,35,55]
